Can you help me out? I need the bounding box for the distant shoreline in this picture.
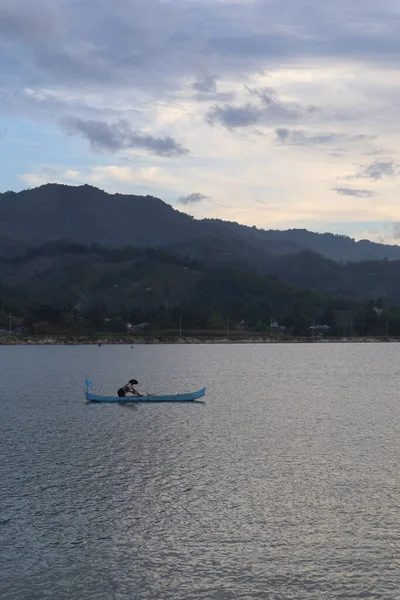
[0,335,399,345]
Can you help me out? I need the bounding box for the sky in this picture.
[2,0,400,243]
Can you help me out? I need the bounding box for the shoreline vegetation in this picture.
[1,334,400,345]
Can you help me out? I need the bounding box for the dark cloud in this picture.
[192,75,235,102]
[276,128,370,145]
[206,103,262,128]
[193,75,217,94]
[354,160,396,180]
[333,187,376,198]
[276,128,293,142]
[3,0,400,193]
[207,1,400,67]
[3,0,400,97]
[60,117,189,157]
[276,128,337,145]
[248,86,319,116]
[207,87,319,129]
[178,193,209,205]
[193,91,235,103]
[0,0,60,42]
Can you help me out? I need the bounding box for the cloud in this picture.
[19,166,64,187]
[178,193,210,205]
[249,86,318,116]
[391,223,400,239]
[206,103,262,128]
[193,75,217,94]
[0,0,60,43]
[333,187,376,198]
[206,86,319,129]
[4,0,400,99]
[19,164,181,190]
[276,128,337,145]
[276,128,370,146]
[206,1,400,68]
[354,160,397,180]
[60,117,189,157]
[193,91,235,103]
[192,75,235,102]
[6,0,400,242]
[352,229,386,244]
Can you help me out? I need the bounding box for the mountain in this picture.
[3,239,400,341]
[3,184,400,337]
[1,183,400,263]
[0,185,203,250]
[0,240,362,339]
[1,240,400,311]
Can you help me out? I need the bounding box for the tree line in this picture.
[0,297,399,337]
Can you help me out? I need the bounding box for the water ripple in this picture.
[1,343,400,599]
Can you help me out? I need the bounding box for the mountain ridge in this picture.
[0,183,399,263]
[1,239,400,340]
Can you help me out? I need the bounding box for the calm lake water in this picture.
[1,343,400,600]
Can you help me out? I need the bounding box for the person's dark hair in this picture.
[129,378,138,384]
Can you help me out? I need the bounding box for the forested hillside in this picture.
[0,241,398,337]
[1,184,400,262]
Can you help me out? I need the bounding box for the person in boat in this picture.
[117,379,142,397]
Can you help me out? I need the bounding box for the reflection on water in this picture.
[1,343,400,599]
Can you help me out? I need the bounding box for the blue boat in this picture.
[85,386,206,403]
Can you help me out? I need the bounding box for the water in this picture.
[1,343,400,600]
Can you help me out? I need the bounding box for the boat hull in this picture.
[85,387,206,403]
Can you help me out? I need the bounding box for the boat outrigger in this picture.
[85,381,206,404]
